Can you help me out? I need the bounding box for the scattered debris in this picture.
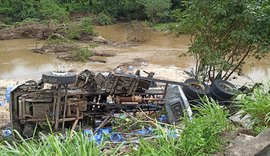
[2,128,12,138]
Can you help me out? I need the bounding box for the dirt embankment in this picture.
[0,23,55,40]
[0,22,138,63]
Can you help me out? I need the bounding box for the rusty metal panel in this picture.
[33,104,50,118]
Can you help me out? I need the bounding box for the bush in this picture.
[14,18,40,26]
[127,21,149,42]
[96,12,113,25]
[67,17,96,40]
[137,0,172,23]
[39,0,69,22]
[71,47,93,62]
[0,0,68,23]
[179,100,231,155]
[240,83,270,133]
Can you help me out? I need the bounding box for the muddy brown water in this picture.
[0,23,269,85]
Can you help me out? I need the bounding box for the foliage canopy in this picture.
[173,0,270,81]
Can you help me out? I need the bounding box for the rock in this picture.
[225,128,270,156]
[229,110,254,129]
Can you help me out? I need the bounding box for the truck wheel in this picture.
[22,123,35,138]
[182,78,210,99]
[210,79,237,100]
[42,71,77,85]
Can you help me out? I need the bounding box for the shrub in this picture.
[39,0,69,22]
[127,21,149,42]
[179,99,231,155]
[67,17,95,40]
[71,47,93,62]
[96,12,113,25]
[137,0,172,23]
[14,18,40,26]
[240,83,270,133]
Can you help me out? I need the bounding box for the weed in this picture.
[240,83,270,133]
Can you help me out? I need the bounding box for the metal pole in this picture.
[54,84,61,130]
[62,84,68,131]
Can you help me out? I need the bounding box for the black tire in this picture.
[211,79,237,100]
[185,93,202,106]
[42,71,77,85]
[22,123,34,138]
[210,85,235,105]
[182,79,210,99]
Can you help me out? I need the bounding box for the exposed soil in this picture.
[0,22,57,40]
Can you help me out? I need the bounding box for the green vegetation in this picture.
[240,83,270,133]
[71,47,93,62]
[96,12,113,26]
[136,100,231,155]
[0,131,121,156]
[66,17,95,40]
[137,0,172,23]
[172,0,270,81]
[0,0,68,23]
[0,0,185,24]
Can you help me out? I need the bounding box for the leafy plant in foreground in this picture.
[135,99,231,156]
[240,83,270,133]
[0,131,104,156]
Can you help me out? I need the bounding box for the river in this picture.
[0,23,269,84]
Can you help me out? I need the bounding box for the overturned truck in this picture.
[10,70,195,138]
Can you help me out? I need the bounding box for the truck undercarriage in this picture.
[10,69,191,138]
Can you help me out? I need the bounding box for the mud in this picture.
[0,22,56,40]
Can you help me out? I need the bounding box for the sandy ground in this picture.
[0,79,27,129]
[0,64,190,130]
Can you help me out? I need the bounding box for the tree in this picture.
[173,0,270,81]
[137,0,172,23]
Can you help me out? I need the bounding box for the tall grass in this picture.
[0,131,119,156]
[240,83,270,133]
[135,99,231,156]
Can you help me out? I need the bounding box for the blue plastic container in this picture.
[5,85,13,103]
[159,115,167,123]
[110,133,123,142]
[2,129,12,138]
[96,127,112,135]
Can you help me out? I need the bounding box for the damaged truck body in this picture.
[10,69,237,138]
[10,70,193,138]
